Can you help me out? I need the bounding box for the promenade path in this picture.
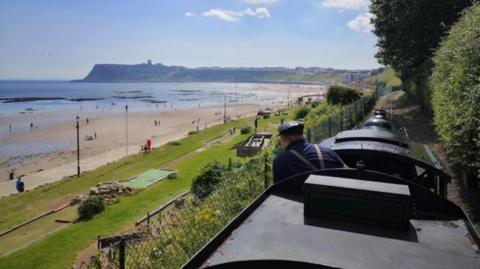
[0,145,138,198]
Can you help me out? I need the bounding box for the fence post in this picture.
[147,212,150,231]
[328,117,332,137]
[340,111,344,131]
[264,154,268,189]
[119,238,126,269]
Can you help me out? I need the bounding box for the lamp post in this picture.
[76,115,80,176]
[125,105,128,156]
[223,95,227,124]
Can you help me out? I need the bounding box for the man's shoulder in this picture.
[274,150,290,162]
[319,144,335,153]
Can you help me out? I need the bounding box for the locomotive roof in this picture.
[329,129,408,148]
[182,172,480,269]
[203,195,478,269]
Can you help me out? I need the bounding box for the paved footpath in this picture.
[0,145,139,198]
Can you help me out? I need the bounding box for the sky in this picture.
[0,0,379,80]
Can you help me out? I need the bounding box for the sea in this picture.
[0,81,324,160]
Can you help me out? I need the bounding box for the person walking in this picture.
[16,177,25,192]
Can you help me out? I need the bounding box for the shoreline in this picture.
[0,103,261,178]
[0,83,325,196]
[0,103,263,197]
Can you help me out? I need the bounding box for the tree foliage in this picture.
[326,85,360,105]
[370,0,473,102]
[430,3,480,178]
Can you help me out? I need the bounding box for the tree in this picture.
[326,85,360,105]
[370,0,473,105]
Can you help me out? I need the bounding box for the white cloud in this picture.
[347,12,374,33]
[321,0,370,10]
[203,7,271,22]
[203,9,239,21]
[185,12,196,17]
[243,0,277,4]
[253,8,271,18]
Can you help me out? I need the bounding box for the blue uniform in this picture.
[16,178,24,192]
[273,140,344,183]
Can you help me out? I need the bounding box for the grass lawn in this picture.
[0,121,243,233]
[0,110,292,269]
[364,67,402,88]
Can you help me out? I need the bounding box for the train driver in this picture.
[273,120,346,184]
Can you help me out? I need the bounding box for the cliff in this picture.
[76,62,371,83]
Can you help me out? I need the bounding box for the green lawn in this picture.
[363,67,402,88]
[0,121,242,233]
[0,110,291,269]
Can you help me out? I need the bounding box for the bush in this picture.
[240,127,251,134]
[294,106,310,120]
[326,85,360,105]
[78,196,105,220]
[188,130,198,135]
[167,141,181,146]
[430,3,480,179]
[191,161,229,199]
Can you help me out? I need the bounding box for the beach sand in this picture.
[0,84,324,196]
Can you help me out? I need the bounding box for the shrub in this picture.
[188,130,198,135]
[167,141,181,146]
[326,85,360,105]
[430,3,480,179]
[78,196,105,220]
[294,106,310,120]
[191,161,229,199]
[240,127,251,134]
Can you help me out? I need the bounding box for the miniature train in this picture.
[180,110,480,269]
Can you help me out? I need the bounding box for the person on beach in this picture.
[30,122,33,131]
[94,132,97,139]
[9,125,12,134]
[154,120,157,126]
[86,118,89,125]
[16,177,25,192]
[9,170,15,181]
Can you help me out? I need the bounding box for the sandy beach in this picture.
[0,83,324,194]
[0,103,258,179]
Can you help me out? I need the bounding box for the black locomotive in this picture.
[181,110,480,269]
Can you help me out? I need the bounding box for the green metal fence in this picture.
[307,93,378,144]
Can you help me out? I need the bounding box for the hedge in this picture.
[430,3,480,179]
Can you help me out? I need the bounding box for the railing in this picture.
[306,86,393,144]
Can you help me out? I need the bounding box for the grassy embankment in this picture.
[0,110,294,269]
[363,67,402,88]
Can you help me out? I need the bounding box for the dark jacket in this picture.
[273,140,344,183]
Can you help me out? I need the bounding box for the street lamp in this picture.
[76,115,80,176]
[125,105,128,156]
